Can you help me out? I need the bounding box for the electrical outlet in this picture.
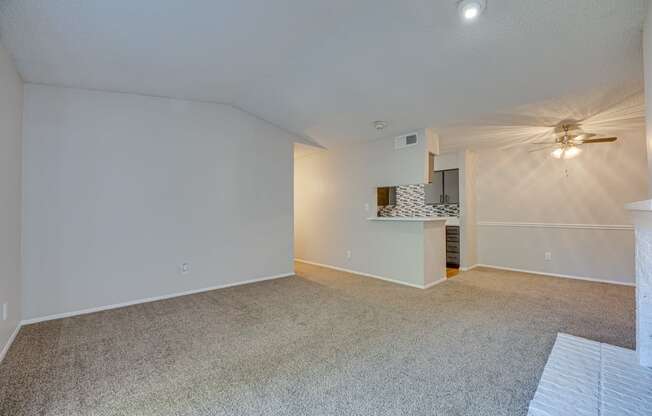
[180,262,191,275]
[545,252,552,261]
[2,303,7,321]
[346,250,352,260]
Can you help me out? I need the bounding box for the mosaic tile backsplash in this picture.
[378,184,459,217]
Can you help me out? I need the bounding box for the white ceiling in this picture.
[0,0,647,149]
[436,88,646,152]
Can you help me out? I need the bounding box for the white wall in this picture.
[294,132,431,285]
[459,150,478,269]
[22,85,294,320]
[475,126,648,284]
[0,41,23,356]
[645,3,652,195]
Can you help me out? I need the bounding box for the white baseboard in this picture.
[295,259,446,289]
[0,324,21,364]
[475,264,635,287]
[460,264,479,272]
[21,272,294,325]
[423,278,447,289]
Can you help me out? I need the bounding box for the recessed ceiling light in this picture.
[458,0,486,22]
[374,121,387,131]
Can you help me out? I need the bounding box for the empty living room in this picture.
[2,1,652,415]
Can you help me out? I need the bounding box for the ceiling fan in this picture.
[529,122,617,159]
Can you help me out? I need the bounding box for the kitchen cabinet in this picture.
[425,171,444,204]
[425,169,458,205]
[443,169,459,204]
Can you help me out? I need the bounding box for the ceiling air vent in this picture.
[395,132,419,150]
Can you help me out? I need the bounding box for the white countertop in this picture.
[368,216,455,223]
[443,216,460,226]
[367,216,446,222]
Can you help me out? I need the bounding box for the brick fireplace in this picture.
[627,199,652,367]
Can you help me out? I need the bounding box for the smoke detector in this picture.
[374,121,387,131]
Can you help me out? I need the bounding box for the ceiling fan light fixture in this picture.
[550,146,582,160]
[563,146,582,159]
[525,122,617,159]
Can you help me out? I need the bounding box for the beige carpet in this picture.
[0,264,635,416]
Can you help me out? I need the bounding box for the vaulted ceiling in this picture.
[0,0,647,148]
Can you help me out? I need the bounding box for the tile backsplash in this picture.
[377,184,459,217]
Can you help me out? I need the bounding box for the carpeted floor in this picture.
[0,264,635,416]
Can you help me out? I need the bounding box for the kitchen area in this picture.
[374,154,461,277]
[296,127,476,290]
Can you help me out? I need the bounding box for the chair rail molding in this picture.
[477,221,634,231]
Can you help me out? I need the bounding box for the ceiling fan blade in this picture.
[530,141,557,145]
[573,133,596,141]
[578,137,617,144]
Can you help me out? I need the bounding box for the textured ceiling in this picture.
[0,0,648,148]
[437,86,647,152]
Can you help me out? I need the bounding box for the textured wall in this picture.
[0,41,22,357]
[645,4,652,197]
[22,85,295,320]
[476,125,647,284]
[294,131,431,285]
[459,150,478,269]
